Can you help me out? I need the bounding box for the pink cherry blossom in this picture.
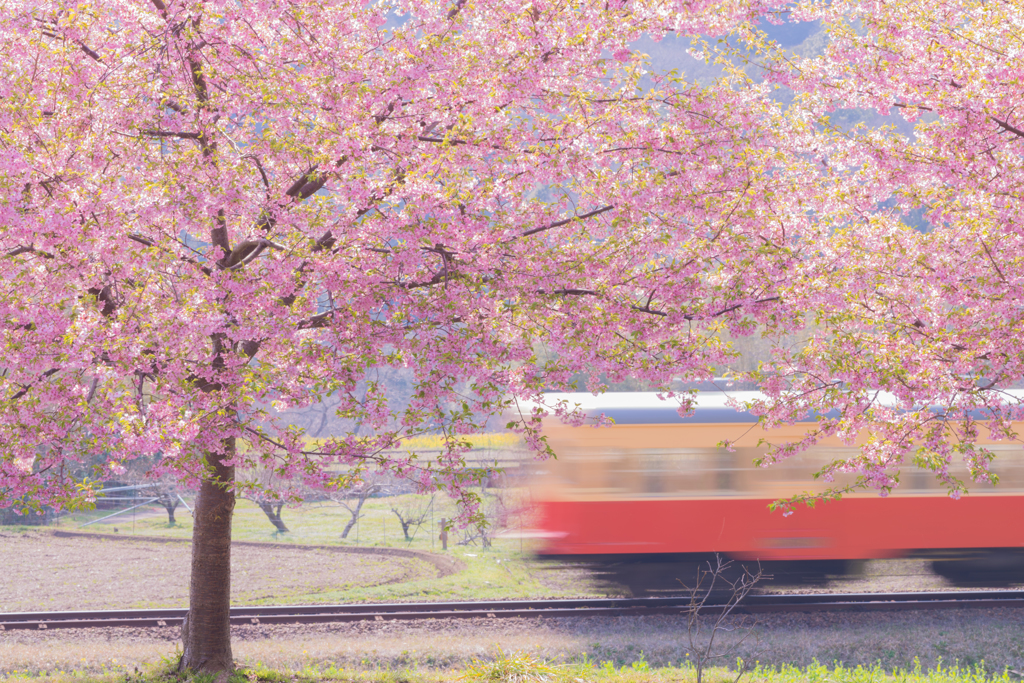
[2,0,1021,671]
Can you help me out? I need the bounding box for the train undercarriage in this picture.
[547,549,1024,596]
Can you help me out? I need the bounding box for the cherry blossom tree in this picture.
[738,0,1024,502]
[7,0,1020,670]
[0,0,811,671]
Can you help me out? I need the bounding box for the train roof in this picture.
[533,392,771,424]
[532,390,1024,425]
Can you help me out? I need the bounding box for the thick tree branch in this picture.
[78,43,103,62]
[694,297,781,320]
[893,102,934,112]
[10,368,61,402]
[189,53,211,106]
[36,16,104,63]
[401,272,448,290]
[180,32,233,265]
[223,238,285,270]
[6,245,55,259]
[893,103,1024,142]
[296,311,333,329]
[447,0,468,19]
[128,233,155,247]
[86,285,118,317]
[992,117,1024,140]
[417,136,468,145]
[140,129,202,139]
[128,233,213,276]
[550,287,668,316]
[551,288,599,296]
[284,158,346,200]
[521,205,615,237]
[633,304,668,317]
[160,97,188,114]
[550,289,780,319]
[244,155,271,190]
[211,209,231,265]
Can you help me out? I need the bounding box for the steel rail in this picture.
[3,591,1023,631]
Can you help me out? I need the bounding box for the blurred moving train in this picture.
[530,393,1024,592]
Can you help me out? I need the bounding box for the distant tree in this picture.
[253,498,288,534]
[236,466,298,534]
[325,473,396,539]
[390,494,434,541]
[454,487,525,548]
[121,457,187,526]
[456,520,492,548]
[151,482,185,526]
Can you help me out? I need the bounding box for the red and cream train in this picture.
[529,392,1024,592]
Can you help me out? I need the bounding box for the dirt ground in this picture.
[0,530,441,612]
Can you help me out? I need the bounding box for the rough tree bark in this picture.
[179,438,236,673]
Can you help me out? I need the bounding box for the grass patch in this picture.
[52,492,515,551]
[1,655,1018,683]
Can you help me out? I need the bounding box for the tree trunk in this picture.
[179,439,236,673]
[258,501,289,533]
[159,493,179,525]
[340,490,372,539]
[391,509,414,540]
[341,512,358,539]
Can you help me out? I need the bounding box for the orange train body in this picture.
[538,495,1024,561]
[529,393,1024,588]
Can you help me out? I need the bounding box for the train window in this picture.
[546,447,728,497]
[576,449,616,493]
[905,467,935,492]
[890,444,1024,494]
[727,446,863,496]
[548,448,641,495]
[633,448,721,495]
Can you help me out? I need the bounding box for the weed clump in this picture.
[459,650,559,683]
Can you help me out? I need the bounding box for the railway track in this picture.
[3,591,1024,631]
